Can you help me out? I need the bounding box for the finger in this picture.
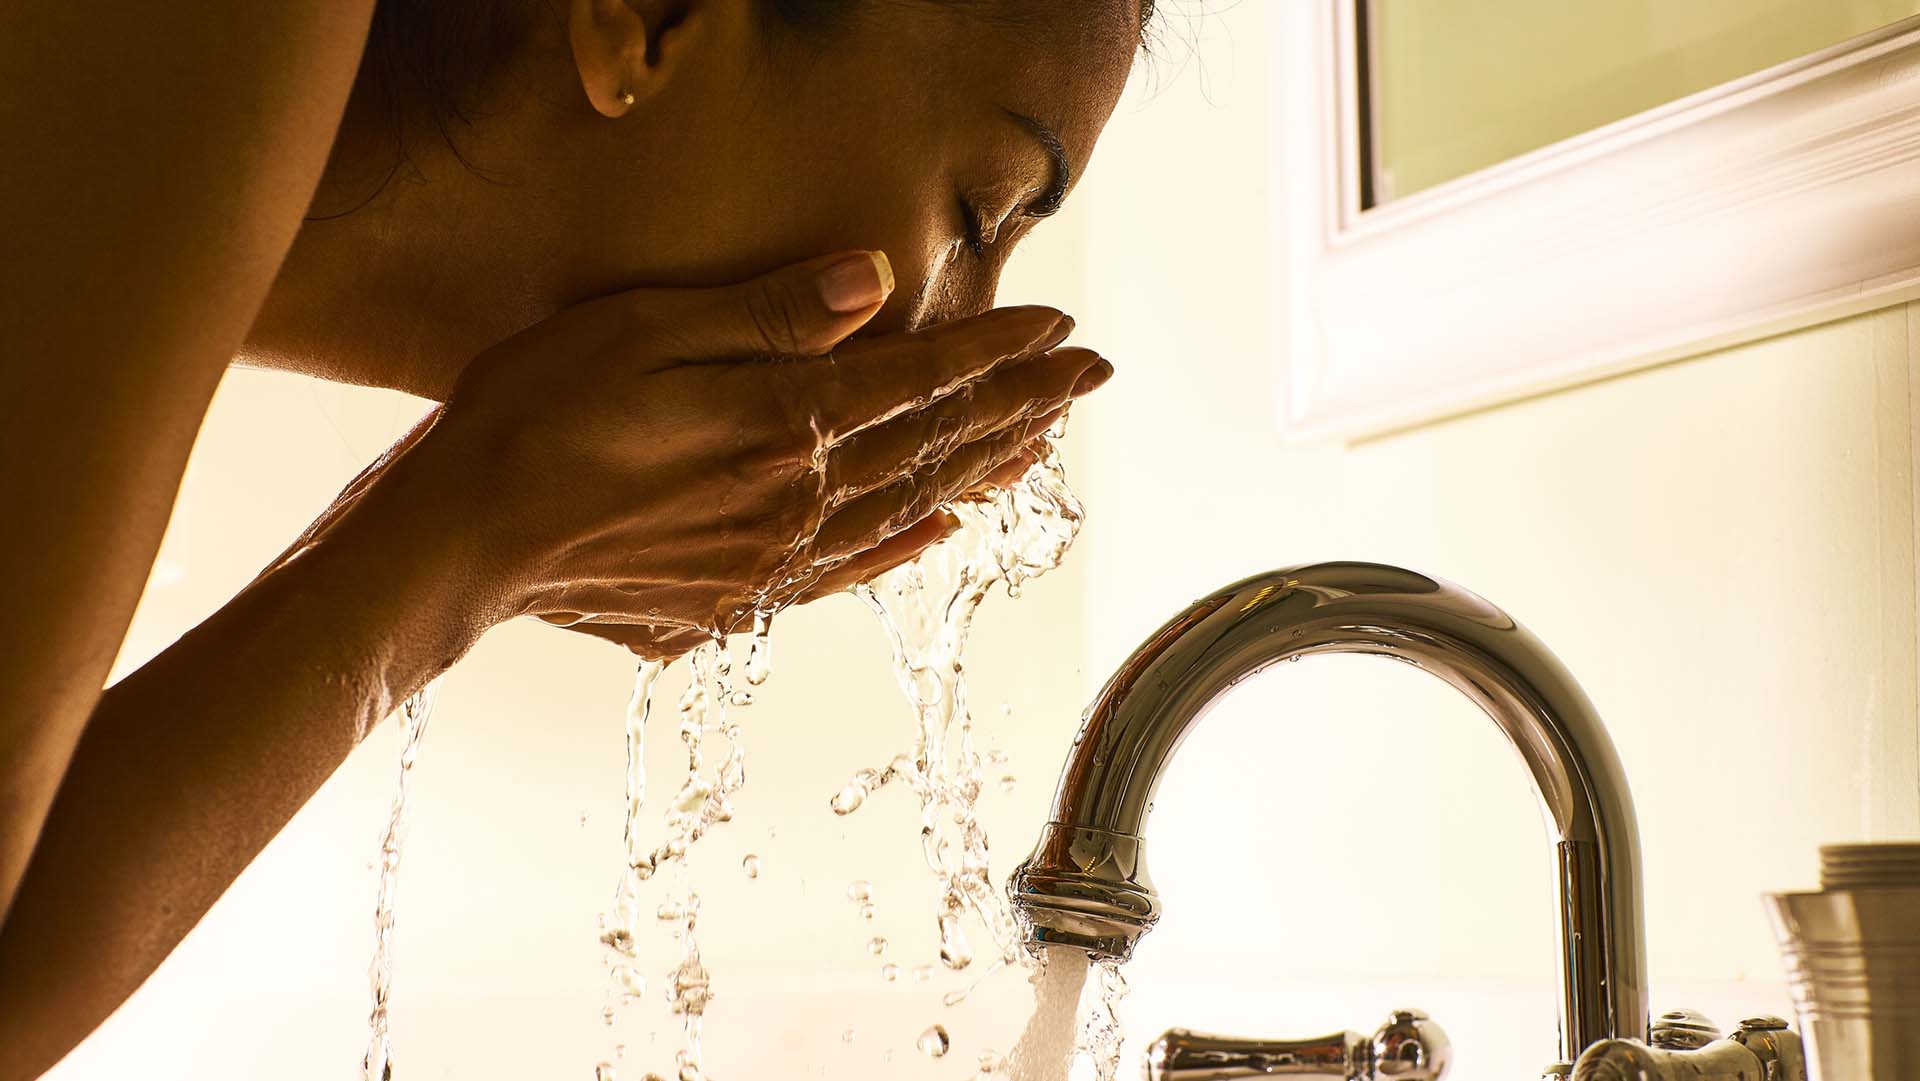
[822,349,1106,505]
[804,307,1073,439]
[797,513,962,599]
[634,250,905,359]
[809,418,1048,564]
[977,440,1046,492]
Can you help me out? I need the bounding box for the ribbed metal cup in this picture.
[1767,844,1920,1081]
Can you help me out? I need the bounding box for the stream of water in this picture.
[360,420,1130,1079]
[361,680,443,1081]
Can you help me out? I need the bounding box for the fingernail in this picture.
[1036,313,1075,352]
[817,251,894,313]
[1072,358,1115,395]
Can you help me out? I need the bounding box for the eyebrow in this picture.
[1003,108,1072,219]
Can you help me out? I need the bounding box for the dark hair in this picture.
[327,0,1155,215]
[364,0,1160,126]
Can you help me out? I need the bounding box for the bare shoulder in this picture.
[0,0,379,924]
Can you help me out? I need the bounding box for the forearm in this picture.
[0,464,494,1081]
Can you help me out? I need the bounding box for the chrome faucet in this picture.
[1008,562,1652,1071]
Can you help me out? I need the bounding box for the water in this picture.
[1001,947,1131,1081]
[596,638,753,1081]
[917,1023,952,1058]
[834,428,1083,998]
[1074,961,1131,1081]
[1006,947,1090,1081]
[361,421,1106,1079]
[827,428,1125,1075]
[361,680,443,1081]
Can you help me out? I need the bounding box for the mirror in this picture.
[1361,0,1920,206]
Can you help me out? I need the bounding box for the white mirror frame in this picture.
[1275,5,1920,441]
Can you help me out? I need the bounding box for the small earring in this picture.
[617,87,635,107]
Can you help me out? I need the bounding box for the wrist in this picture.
[298,449,508,679]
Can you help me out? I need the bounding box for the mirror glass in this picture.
[1364,0,1920,206]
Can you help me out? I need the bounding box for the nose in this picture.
[856,245,1005,337]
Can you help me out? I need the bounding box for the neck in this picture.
[243,28,587,400]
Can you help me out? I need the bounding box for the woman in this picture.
[0,0,1143,1074]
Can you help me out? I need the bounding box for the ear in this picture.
[568,0,704,118]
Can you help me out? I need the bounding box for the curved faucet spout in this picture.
[1008,562,1648,1062]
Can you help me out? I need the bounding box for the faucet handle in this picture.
[1571,1014,1806,1081]
[1647,1007,1719,1049]
[1146,1009,1451,1081]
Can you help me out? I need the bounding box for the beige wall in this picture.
[50,4,1920,1080]
[1080,4,1919,1076]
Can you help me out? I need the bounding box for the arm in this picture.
[0,443,487,1081]
[0,252,1105,1078]
[0,0,380,918]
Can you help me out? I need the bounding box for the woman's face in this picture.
[267,0,1142,393]
[553,0,1143,334]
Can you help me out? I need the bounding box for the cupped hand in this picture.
[358,250,1108,661]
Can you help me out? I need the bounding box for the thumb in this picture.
[648,250,897,360]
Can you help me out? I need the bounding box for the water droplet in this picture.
[727,689,754,707]
[917,1024,951,1058]
[938,910,973,970]
[596,1062,617,1081]
[840,1028,856,1044]
[978,1050,1004,1078]
[866,936,887,956]
[859,902,877,921]
[847,881,873,902]
[881,963,900,982]
[943,988,970,1007]
[602,1006,616,1027]
[997,776,1016,792]
[988,748,1009,764]
[746,612,773,685]
[656,902,685,921]
[829,784,866,815]
[613,964,647,997]
[912,965,934,983]
[668,951,713,1016]
[580,812,590,827]
[741,854,761,879]
[615,1044,626,1060]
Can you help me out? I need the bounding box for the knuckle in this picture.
[744,281,810,355]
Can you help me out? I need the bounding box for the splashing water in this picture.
[361,680,443,1081]
[828,427,1115,1073]
[835,429,1082,975]
[599,659,669,1025]
[1073,961,1130,1081]
[596,634,757,1081]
